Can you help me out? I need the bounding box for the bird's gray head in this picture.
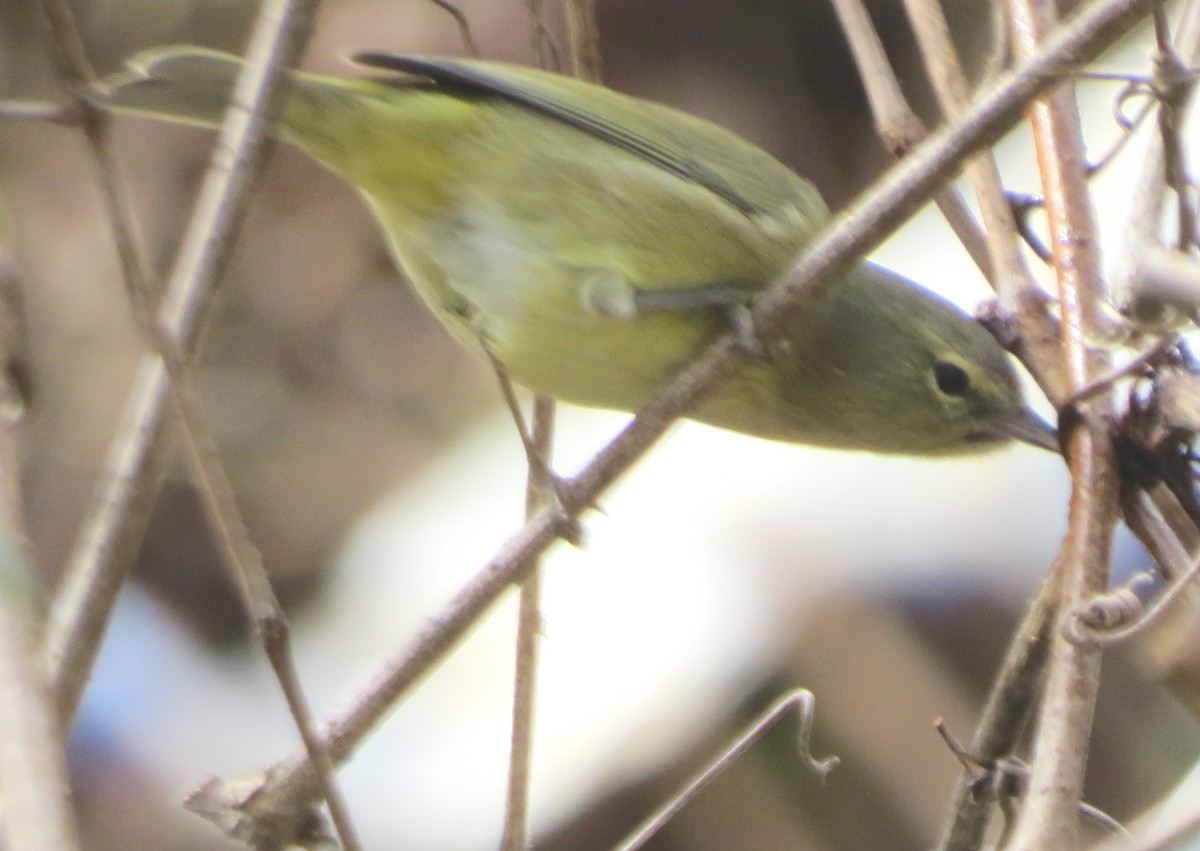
[767,264,1056,455]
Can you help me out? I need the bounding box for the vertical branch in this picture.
[0,544,80,851]
[1149,6,1198,254]
[1004,0,1120,847]
[1114,0,1200,310]
[830,0,1064,398]
[0,257,77,851]
[935,577,1057,850]
[34,3,364,846]
[501,396,555,851]
[428,0,481,57]
[0,261,29,558]
[902,0,1065,400]
[44,0,319,729]
[524,0,563,71]
[564,0,602,82]
[828,0,995,282]
[502,6,599,844]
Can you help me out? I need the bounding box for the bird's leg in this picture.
[581,274,764,356]
[475,332,585,545]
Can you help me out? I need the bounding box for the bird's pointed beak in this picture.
[992,407,1059,452]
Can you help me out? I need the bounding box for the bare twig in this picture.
[984,1,1013,83]
[0,99,79,124]
[524,0,564,71]
[936,724,1130,844]
[501,395,555,851]
[428,0,481,57]
[833,0,1066,402]
[174,3,1158,843]
[1114,0,1200,316]
[1061,333,1178,412]
[1127,244,1200,325]
[169,364,363,850]
[36,1,363,847]
[1003,0,1120,847]
[502,9,592,840]
[564,0,601,82]
[1090,793,1200,851]
[615,688,838,851]
[1149,4,1198,254]
[828,0,995,283]
[44,0,318,727]
[903,0,1066,402]
[1125,484,1200,584]
[0,542,80,851]
[0,259,30,557]
[0,256,76,851]
[1078,491,1200,648]
[935,577,1058,851]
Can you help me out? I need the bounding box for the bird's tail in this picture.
[95,46,473,216]
[95,46,248,129]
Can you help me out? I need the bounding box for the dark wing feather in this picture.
[351,52,825,225]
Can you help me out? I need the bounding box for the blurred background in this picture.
[1,0,1199,848]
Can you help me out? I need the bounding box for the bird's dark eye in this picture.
[933,361,971,396]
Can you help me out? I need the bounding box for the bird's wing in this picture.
[351,52,827,228]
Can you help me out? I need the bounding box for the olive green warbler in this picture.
[96,47,1056,455]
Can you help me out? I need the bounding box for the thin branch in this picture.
[44,0,319,728]
[0,258,30,558]
[1004,0,1120,847]
[1126,484,1200,584]
[428,0,481,57]
[564,0,602,82]
[1126,244,1200,324]
[0,99,79,124]
[35,1,362,847]
[173,2,1159,842]
[1090,794,1200,851]
[936,725,1131,844]
[501,395,555,851]
[0,257,76,851]
[615,689,838,851]
[502,8,592,839]
[0,542,80,851]
[984,0,1013,83]
[902,0,1067,403]
[1061,333,1178,410]
[832,0,1065,402]
[1114,0,1200,315]
[935,576,1058,851]
[524,0,564,71]
[167,354,363,851]
[828,0,996,286]
[1150,4,1198,254]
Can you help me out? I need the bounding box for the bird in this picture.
[94,46,1057,455]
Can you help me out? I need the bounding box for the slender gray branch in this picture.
[615,688,837,851]
[45,0,320,730]
[1003,0,1118,845]
[0,256,77,851]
